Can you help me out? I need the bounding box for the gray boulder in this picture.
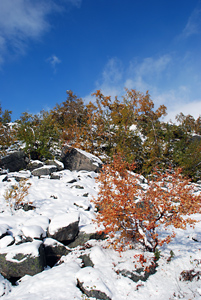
[0,151,28,172]
[47,212,80,245]
[48,221,79,246]
[61,147,102,172]
[32,165,57,177]
[27,160,44,171]
[68,231,106,248]
[44,238,71,267]
[0,241,46,281]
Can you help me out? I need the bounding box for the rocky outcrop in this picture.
[61,147,102,172]
[0,151,29,172]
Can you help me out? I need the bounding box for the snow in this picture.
[0,166,200,299]
[0,240,42,262]
[48,212,80,235]
[76,148,102,166]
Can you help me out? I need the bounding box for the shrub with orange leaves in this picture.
[93,154,201,252]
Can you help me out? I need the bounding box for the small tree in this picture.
[93,155,201,252]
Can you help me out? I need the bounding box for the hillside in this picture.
[0,148,201,300]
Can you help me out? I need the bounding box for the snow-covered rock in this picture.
[61,146,102,172]
[44,238,71,267]
[32,165,57,176]
[0,241,46,280]
[77,267,112,300]
[48,212,80,245]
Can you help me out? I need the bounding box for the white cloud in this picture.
[155,89,201,123]
[93,57,124,98]
[87,54,201,122]
[0,0,82,66]
[47,55,61,70]
[180,7,201,39]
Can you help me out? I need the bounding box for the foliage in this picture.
[93,155,201,252]
[1,89,200,180]
[0,104,14,156]
[4,179,31,215]
[16,110,60,160]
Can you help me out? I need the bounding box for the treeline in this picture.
[0,89,200,180]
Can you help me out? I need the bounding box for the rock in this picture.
[77,267,112,300]
[45,160,64,171]
[32,165,57,177]
[44,238,71,267]
[8,170,32,182]
[27,160,44,171]
[0,151,28,172]
[50,172,61,180]
[61,147,102,172]
[48,212,80,245]
[68,231,106,248]
[119,263,157,282]
[0,241,46,281]
[79,254,94,268]
[22,203,36,212]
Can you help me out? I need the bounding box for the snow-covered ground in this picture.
[0,168,201,299]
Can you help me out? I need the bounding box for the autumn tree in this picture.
[51,90,88,147]
[93,155,201,252]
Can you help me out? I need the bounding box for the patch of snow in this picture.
[21,225,46,239]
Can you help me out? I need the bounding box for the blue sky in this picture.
[0,0,201,122]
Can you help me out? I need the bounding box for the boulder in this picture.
[47,212,80,245]
[61,147,102,172]
[45,159,64,171]
[0,151,28,172]
[27,160,44,171]
[77,267,112,300]
[44,238,71,267]
[0,241,46,281]
[32,165,57,177]
[68,231,106,248]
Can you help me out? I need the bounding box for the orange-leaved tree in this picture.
[93,154,201,252]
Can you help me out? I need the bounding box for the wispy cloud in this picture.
[47,55,61,71]
[87,54,201,122]
[0,0,82,66]
[180,7,201,39]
